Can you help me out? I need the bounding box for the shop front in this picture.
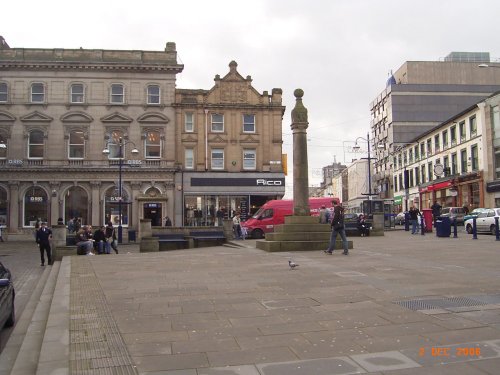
[175,172,286,226]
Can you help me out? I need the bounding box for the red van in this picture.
[241,197,340,239]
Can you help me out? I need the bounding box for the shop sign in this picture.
[191,177,285,187]
[393,195,403,205]
[26,196,45,203]
[8,159,23,166]
[486,180,500,192]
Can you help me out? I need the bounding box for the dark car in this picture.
[0,261,15,329]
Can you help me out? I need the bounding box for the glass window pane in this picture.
[243,114,255,132]
[24,187,48,226]
[211,114,224,132]
[71,84,84,103]
[0,82,7,102]
[185,149,194,169]
[185,113,194,132]
[147,85,160,104]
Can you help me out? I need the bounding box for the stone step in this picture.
[36,256,71,375]
[265,231,331,241]
[256,239,353,252]
[274,224,330,233]
[7,261,61,375]
[0,265,53,374]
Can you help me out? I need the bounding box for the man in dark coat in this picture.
[324,200,348,255]
[36,222,52,266]
[431,201,442,222]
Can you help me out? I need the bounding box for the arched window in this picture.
[24,187,48,226]
[28,130,44,158]
[64,187,89,225]
[145,131,161,158]
[69,130,85,158]
[104,187,130,226]
[0,187,7,226]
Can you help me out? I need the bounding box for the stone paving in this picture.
[2,230,500,374]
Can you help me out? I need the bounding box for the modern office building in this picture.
[371,54,500,200]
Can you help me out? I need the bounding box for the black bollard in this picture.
[404,212,410,232]
[421,215,425,235]
[495,217,500,241]
[472,217,478,240]
[453,218,458,238]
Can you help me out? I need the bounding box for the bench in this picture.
[188,231,226,247]
[154,234,189,251]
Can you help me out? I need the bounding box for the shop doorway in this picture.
[143,203,162,227]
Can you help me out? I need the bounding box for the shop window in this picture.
[104,187,130,227]
[145,131,161,159]
[68,130,85,159]
[24,187,48,226]
[110,84,124,104]
[28,130,44,159]
[211,148,224,169]
[0,82,8,102]
[184,112,194,132]
[70,84,84,103]
[147,85,160,104]
[243,114,255,133]
[211,114,224,132]
[31,83,45,103]
[64,186,89,225]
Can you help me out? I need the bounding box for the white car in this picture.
[395,212,407,225]
[464,208,500,235]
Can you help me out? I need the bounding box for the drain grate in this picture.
[468,294,500,305]
[394,300,439,311]
[394,296,491,311]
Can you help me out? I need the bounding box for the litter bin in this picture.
[128,230,136,242]
[435,216,451,237]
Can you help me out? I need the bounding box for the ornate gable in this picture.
[181,134,198,143]
[0,110,16,123]
[208,134,227,144]
[101,112,133,123]
[206,61,262,104]
[60,111,94,123]
[240,134,259,144]
[20,111,53,122]
[137,112,170,124]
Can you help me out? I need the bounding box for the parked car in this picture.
[463,208,488,223]
[0,261,15,329]
[395,212,407,225]
[464,208,500,235]
[440,207,466,225]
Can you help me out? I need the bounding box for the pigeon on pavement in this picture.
[288,260,299,270]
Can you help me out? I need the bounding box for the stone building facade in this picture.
[0,40,183,235]
[0,40,286,235]
[173,61,286,225]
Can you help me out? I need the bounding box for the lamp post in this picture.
[352,132,378,215]
[102,137,139,244]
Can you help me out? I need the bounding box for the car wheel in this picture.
[491,225,497,236]
[252,229,264,239]
[5,297,15,327]
[466,224,473,234]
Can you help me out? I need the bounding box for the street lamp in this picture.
[478,63,500,69]
[352,132,377,200]
[102,137,139,244]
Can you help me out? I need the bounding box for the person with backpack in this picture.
[324,200,349,255]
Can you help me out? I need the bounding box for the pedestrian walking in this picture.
[35,221,52,266]
[0,225,4,242]
[232,213,242,239]
[324,200,348,255]
[105,222,118,254]
[409,207,419,234]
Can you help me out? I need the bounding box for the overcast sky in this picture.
[3,0,500,196]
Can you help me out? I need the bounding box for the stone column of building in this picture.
[291,89,310,216]
[90,181,101,226]
[131,181,142,229]
[49,182,60,225]
[8,181,19,233]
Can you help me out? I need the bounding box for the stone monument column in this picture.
[291,89,310,216]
